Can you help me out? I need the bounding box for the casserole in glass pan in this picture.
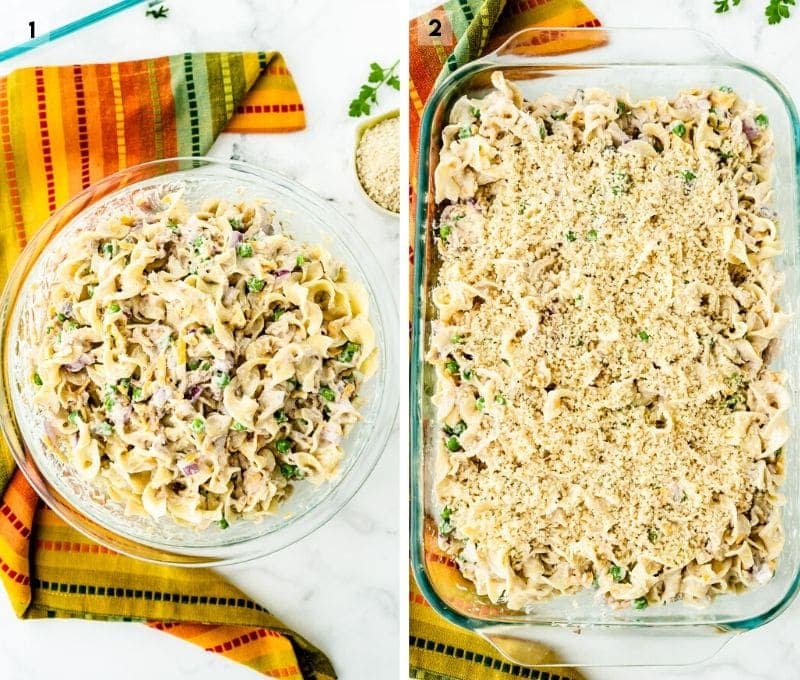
[411,27,800,667]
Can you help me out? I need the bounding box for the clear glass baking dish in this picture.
[0,157,398,566]
[411,27,800,667]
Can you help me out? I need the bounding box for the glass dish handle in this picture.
[478,27,733,67]
[480,625,737,667]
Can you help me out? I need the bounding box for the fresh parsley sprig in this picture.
[766,0,795,23]
[348,60,400,117]
[714,0,742,12]
[714,0,794,24]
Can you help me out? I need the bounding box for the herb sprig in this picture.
[766,0,795,23]
[348,60,400,117]
[146,2,169,19]
[714,0,794,24]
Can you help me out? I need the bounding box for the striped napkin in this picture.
[0,52,337,680]
[409,2,602,678]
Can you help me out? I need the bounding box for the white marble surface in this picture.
[0,1,402,679]
[409,1,800,679]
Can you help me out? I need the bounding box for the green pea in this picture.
[237,243,253,258]
[610,565,624,582]
[132,387,143,402]
[33,372,43,386]
[274,409,288,423]
[633,597,648,610]
[280,464,304,480]
[755,113,769,128]
[275,438,292,453]
[191,417,205,433]
[247,277,265,293]
[319,385,336,401]
[231,421,247,431]
[672,122,686,137]
[218,517,230,529]
[108,302,121,314]
[340,341,360,363]
[445,436,462,452]
[476,396,485,411]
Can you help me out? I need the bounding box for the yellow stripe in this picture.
[478,2,492,54]
[409,80,425,118]
[109,62,127,168]
[220,54,235,119]
[146,59,164,160]
[9,70,49,237]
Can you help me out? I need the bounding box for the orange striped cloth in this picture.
[410,2,602,678]
[0,52,336,680]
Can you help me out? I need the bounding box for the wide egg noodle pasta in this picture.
[429,72,789,611]
[28,193,377,529]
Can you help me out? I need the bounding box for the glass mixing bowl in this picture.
[411,28,800,667]
[0,156,398,565]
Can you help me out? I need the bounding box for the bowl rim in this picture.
[0,155,398,566]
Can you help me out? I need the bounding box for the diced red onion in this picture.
[63,354,94,372]
[179,461,200,476]
[229,231,243,247]
[274,269,291,278]
[184,385,204,401]
[743,119,761,142]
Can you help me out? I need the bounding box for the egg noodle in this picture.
[429,73,789,610]
[29,192,377,528]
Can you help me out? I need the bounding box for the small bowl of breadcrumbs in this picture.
[354,109,399,216]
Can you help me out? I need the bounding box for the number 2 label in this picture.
[417,9,454,46]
